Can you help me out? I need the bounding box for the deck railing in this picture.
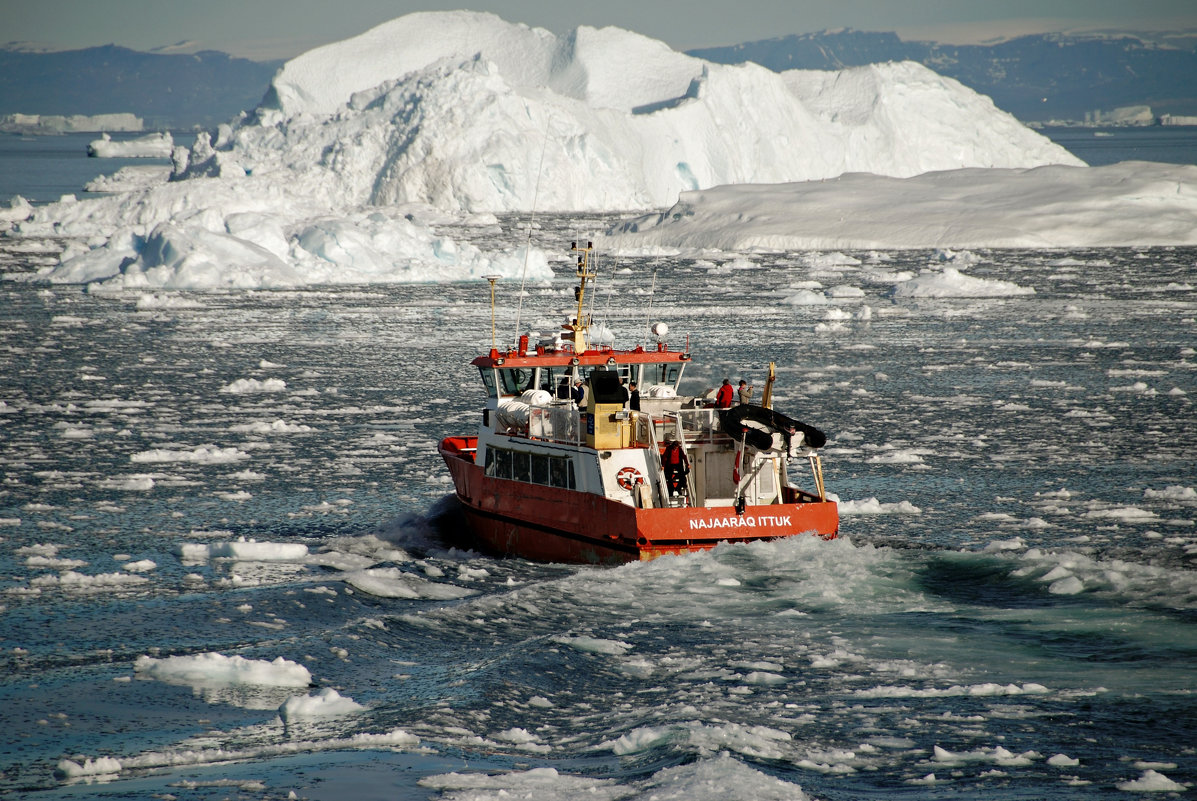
[527,404,583,446]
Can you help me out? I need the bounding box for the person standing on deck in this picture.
[662,437,689,499]
[715,378,734,409]
[737,379,753,405]
[628,381,641,411]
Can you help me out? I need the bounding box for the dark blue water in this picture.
[1,230,1195,799]
[1,122,1195,800]
[0,131,174,204]
[1040,125,1197,167]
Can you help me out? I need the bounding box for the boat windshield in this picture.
[641,362,684,389]
[478,367,498,398]
[497,367,535,396]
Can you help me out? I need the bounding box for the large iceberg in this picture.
[7,10,1187,290]
[613,162,1197,250]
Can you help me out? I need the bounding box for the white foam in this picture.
[854,682,1049,698]
[419,752,812,801]
[58,726,419,781]
[341,567,475,600]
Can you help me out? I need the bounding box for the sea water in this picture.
[0,216,1194,799]
[0,131,173,204]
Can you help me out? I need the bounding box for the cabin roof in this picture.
[472,344,689,369]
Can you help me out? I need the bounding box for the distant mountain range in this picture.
[0,44,281,129]
[689,29,1197,123]
[2,28,1195,131]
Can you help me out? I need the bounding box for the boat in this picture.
[438,240,838,564]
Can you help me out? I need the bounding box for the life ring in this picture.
[616,466,644,491]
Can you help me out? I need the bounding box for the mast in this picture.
[762,362,776,409]
[569,240,596,353]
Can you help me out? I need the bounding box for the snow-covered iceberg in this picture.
[87,132,173,158]
[6,10,1180,290]
[613,162,1197,250]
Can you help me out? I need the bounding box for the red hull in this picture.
[439,436,838,565]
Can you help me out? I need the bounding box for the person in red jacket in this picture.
[715,378,734,408]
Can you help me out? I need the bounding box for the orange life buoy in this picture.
[615,466,644,491]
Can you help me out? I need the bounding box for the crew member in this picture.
[715,378,734,408]
[662,437,690,499]
[628,381,641,411]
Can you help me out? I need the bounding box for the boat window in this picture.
[531,453,550,485]
[478,367,498,398]
[494,448,512,480]
[498,368,534,396]
[757,462,775,496]
[512,450,531,483]
[486,447,575,489]
[549,456,567,488]
[646,363,683,388]
[539,368,568,397]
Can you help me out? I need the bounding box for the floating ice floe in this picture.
[553,636,633,656]
[179,538,310,562]
[932,745,1040,767]
[1144,485,1196,502]
[279,688,366,722]
[220,378,287,394]
[86,132,173,159]
[30,570,149,592]
[1116,769,1188,793]
[890,266,1035,298]
[228,419,313,434]
[130,445,251,464]
[837,497,922,515]
[134,652,312,687]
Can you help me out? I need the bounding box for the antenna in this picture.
[642,260,659,347]
[483,275,501,350]
[513,121,552,338]
[598,250,621,347]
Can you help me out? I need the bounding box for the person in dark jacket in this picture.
[662,437,689,498]
[628,381,641,411]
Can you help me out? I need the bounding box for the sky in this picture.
[4,0,1197,60]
